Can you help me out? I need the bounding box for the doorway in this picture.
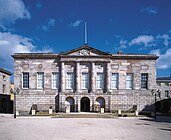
[81,97,90,112]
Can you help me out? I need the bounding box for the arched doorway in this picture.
[81,97,90,112]
[66,97,75,112]
[96,97,105,109]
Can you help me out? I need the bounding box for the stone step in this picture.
[52,113,116,118]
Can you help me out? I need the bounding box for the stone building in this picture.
[12,44,158,115]
[156,76,171,98]
[0,68,13,113]
[156,76,171,113]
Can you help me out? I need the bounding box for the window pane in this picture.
[23,73,29,88]
[141,73,148,89]
[52,73,59,89]
[3,85,5,93]
[96,73,104,89]
[82,73,89,89]
[66,73,74,89]
[165,91,169,97]
[126,73,133,89]
[37,72,44,89]
[111,73,118,89]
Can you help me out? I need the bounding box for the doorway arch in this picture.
[81,97,90,112]
[96,97,105,109]
[66,97,75,112]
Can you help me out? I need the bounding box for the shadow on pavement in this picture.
[139,116,171,123]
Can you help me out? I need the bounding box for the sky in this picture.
[0,0,171,80]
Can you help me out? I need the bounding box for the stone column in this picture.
[61,62,65,92]
[106,62,111,92]
[91,62,95,92]
[76,62,80,92]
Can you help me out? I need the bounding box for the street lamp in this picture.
[151,89,161,120]
[10,88,20,119]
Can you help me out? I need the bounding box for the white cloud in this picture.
[151,48,171,69]
[0,32,53,70]
[129,35,155,47]
[119,39,127,49]
[0,0,30,30]
[157,34,170,46]
[150,49,160,56]
[69,20,82,27]
[141,7,158,14]
[42,18,56,31]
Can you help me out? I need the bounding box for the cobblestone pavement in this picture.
[0,116,170,140]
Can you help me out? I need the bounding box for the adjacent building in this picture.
[0,68,13,113]
[12,44,158,115]
[156,76,171,113]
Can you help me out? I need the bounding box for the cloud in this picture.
[41,18,56,31]
[0,32,53,70]
[69,20,82,27]
[119,39,127,49]
[0,0,30,30]
[157,34,170,46]
[141,6,158,14]
[129,35,155,47]
[151,48,171,69]
[150,49,160,56]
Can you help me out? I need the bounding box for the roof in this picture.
[11,44,159,60]
[0,68,12,75]
[156,76,171,82]
[59,44,111,55]
[11,53,58,59]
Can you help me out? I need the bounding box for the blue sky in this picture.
[0,0,171,79]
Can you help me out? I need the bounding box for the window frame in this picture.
[52,72,59,89]
[81,73,89,89]
[66,72,74,90]
[22,72,29,89]
[126,73,133,89]
[37,72,44,89]
[141,73,148,90]
[2,85,5,93]
[111,73,119,89]
[96,73,104,89]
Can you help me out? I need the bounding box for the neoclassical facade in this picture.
[12,44,158,115]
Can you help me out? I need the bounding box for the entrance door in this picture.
[81,97,90,112]
[66,97,75,112]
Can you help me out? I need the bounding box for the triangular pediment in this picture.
[60,44,111,56]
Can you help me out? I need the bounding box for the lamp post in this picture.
[151,89,161,120]
[11,88,20,119]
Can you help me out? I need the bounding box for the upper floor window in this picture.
[2,85,5,93]
[96,73,104,89]
[126,73,133,89]
[111,73,118,89]
[66,72,74,89]
[141,73,148,89]
[157,83,161,86]
[81,73,89,89]
[22,72,29,89]
[165,83,169,86]
[3,75,5,80]
[165,91,169,97]
[37,72,44,89]
[52,72,59,89]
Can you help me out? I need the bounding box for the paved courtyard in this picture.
[0,116,171,140]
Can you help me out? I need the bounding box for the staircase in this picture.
[52,112,116,118]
